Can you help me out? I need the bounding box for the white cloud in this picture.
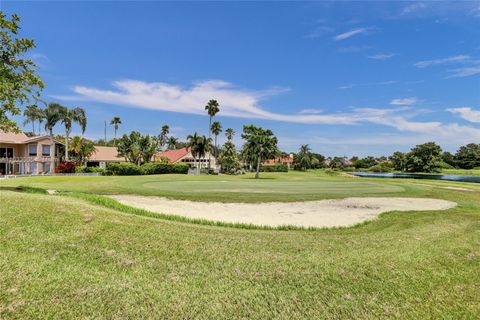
[446,66,480,78]
[333,28,370,41]
[299,108,323,114]
[414,55,471,68]
[57,79,480,146]
[58,79,364,125]
[368,53,396,60]
[401,2,427,15]
[447,107,480,123]
[390,97,418,106]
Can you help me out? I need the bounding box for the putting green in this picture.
[141,179,404,194]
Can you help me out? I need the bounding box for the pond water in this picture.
[352,172,480,184]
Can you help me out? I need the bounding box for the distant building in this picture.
[154,147,217,169]
[85,146,125,168]
[262,154,294,168]
[0,131,63,175]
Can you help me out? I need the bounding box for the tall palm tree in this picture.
[241,125,279,179]
[210,121,222,158]
[159,124,170,151]
[187,132,201,170]
[37,108,45,135]
[23,105,39,134]
[57,106,87,161]
[167,136,178,150]
[205,99,220,168]
[187,132,211,172]
[225,128,235,141]
[110,116,122,145]
[44,103,63,173]
[297,144,312,171]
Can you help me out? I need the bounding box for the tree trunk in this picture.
[255,155,261,179]
[208,117,212,169]
[32,122,35,135]
[114,128,117,146]
[49,130,55,174]
[65,127,70,161]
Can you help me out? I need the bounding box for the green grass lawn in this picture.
[1,172,479,318]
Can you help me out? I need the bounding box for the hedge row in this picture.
[105,162,189,176]
[259,164,289,172]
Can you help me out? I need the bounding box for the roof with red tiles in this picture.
[155,147,190,163]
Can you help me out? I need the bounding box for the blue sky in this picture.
[3,1,480,156]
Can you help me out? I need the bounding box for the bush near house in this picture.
[54,161,77,173]
[75,166,105,174]
[105,162,189,176]
[259,164,288,172]
[142,162,189,175]
[105,162,143,176]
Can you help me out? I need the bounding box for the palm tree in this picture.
[23,105,39,134]
[57,106,87,161]
[210,121,222,158]
[241,125,279,179]
[167,136,178,150]
[37,108,45,135]
[187,132,201,170]
[297,144,312,171]
[44,103,63,173]
[159,124,170,151]
[225,128,235,141]
[110,116,121,145]
[205,99,220,168]
[187,132,211,173]
[69,136,95,163]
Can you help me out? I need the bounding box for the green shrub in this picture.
[142,162,173,175]
[324,168,336,175]
[342,166,356,172]
[368,162,393,173]
[105,162,189,176]
[439,161,454,169]
[75,166,105,174]
[172,163,189,174]
[106,162,143,176]
[259,164,288,172]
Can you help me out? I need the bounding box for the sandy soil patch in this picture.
[109,196,456,228]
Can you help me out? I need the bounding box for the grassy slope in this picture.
[1,187,479,319]
[1,172,480,318]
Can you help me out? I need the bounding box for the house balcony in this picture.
[0,156,61,163]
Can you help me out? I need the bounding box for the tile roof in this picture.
[0,131,30,143]
[87,146,125,162]
[0,131,64,145]
[155,147,190,163]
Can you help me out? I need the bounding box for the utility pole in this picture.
[104,121,107,142]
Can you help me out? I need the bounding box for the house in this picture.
[262,154,294,168]
[0,130,63,175]
[154,147,217,169]
[85,146,125,168]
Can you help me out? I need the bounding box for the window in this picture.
[0,148,13,158]
[42,145,50,156]
[43,163,50,173]
[28,144,37,156]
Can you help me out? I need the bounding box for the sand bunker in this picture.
[109,196,456,228]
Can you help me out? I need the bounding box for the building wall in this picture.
[0,138,61,175]
[178,151,217,168]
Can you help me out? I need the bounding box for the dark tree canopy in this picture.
[405,142,443,173]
